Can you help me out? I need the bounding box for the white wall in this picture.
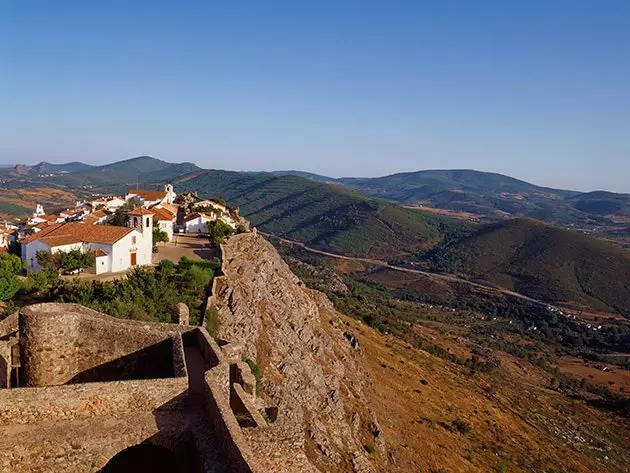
[157,220,174,241]
[109,229,149,272]
[185,216,212,233]
[22,241,83,271]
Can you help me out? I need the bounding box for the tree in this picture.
[207,219,235,247]
[153,224,169,244]
[57,250,96,271]
[0,253,25,301]
[110,200,136,227]
[36,250,61,270]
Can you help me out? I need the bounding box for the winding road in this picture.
[257,230,555,310]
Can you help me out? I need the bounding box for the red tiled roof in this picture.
[91,249,107,257]
[91,209,110,218]
[128,207,154,216]
[21,222,133,246]
[128,189,167,202]
[150,207,176,221]
[157,203,178,214]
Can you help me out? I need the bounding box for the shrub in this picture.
[243,358,262,394]
[205,306,220,338]
[451,418,472,435]
[0,253,25,302]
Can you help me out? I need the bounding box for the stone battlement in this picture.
[0,303,265,473]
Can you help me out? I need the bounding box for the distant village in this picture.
[0,184,242,275]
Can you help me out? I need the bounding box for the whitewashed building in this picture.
[21,212,153,274]
[150,206,177,241]
[184,212,216,233]
[126,184,176,208]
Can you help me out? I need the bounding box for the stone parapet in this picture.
[0,377,188,425]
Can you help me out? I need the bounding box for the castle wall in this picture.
[19,303,192,387]
[0,376,188,425]
[0,312,18,340]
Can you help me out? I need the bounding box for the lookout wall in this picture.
[20,303,192,387]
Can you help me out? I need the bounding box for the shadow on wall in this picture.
[68,339,175,384]
[100,393,204,473]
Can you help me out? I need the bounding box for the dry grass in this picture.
[338,315,630,473]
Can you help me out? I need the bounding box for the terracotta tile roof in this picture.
[150,207,176,221]
[21,222,133,246]
[184,212,215,222]
[82,215,100,225]
[157,203,178,215]
[128,189,167,202]
[39,215,60,222]
[91,249,107,257]
[91,209,110,218]
[128,207,154,216]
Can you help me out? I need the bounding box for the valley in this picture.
[0,156,628,473]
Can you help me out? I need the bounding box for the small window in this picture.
[146,217,150,228]
[132,236,137,245]
[133,217,138,226]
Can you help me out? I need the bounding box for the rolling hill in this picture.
[175,170,441,260]
[0,156,200,194]
[265,169,628,229]
[426,218,630,315]
[30,161,94,174]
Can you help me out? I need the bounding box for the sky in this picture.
[1,1,629,192]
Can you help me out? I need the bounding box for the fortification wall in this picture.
[194,326,263,473]
[0,312,18,340]
[0,377,188,425]
[20,303,192,387]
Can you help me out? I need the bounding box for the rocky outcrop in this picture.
[211,233,384,473]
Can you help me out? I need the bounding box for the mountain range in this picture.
[2,155,630,315]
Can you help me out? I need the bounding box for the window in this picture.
[132,236,136,245]
[133,217,138,227]
[146,217,150,228]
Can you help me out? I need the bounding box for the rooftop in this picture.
[21,222,133,246]
[150,207,176,221]
[127,189,167,202]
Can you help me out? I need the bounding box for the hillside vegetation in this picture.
[0,156,200,194]
[427,218,630,315]
[175,170,441,259]
[322,169,630,229]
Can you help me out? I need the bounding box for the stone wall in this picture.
[203,364,263,473]
[19,303,192,387]
[0,312,18,340]
[0,377,188,425]
[193,326,264,473]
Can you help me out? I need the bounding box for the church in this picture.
[21,210,153,275]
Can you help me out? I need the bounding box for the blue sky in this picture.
[1,1,629,192]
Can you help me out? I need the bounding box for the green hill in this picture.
[175,170,441,259]
[427,218,630,315]
[47,156,200,193]
[30,161,94,174]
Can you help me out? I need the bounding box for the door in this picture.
[130,252,137,266]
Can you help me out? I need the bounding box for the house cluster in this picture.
[11,184,240,275]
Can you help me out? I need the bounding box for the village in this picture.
[0,184,243,275]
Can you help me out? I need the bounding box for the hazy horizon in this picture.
[2,1,629,192]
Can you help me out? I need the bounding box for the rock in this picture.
[171,303,189,325]
[213,233,383,473]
